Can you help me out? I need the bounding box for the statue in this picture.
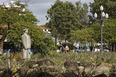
[21,28,31,60]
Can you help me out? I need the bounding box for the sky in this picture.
[0,0,94,26]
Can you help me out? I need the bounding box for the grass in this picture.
[0,51,116,77]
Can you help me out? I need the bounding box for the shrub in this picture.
[95,56,102,66]
[48,51,60,57]
[50,45,56,50]
[40,36,55,55]
[110,65,116,73]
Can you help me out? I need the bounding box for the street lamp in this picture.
[94,5,109,55]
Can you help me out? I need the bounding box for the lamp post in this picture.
[94,5,109,55]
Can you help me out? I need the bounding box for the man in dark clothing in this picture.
[60,44,65,53]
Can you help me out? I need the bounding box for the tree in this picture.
[43,23,49,28]
[46,0,81,45]
[7,21,45,47]
[89,0,116,51]
[0,1,38,28]
[90,22,101,42]
[71,28,95,47]
[89,0,116,24]
[89,19,116,51]
[0,1,40,54]
[75,1,89,29]
[103,19,116,51]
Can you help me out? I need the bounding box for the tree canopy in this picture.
[75,1,89,29]
[6,21,45,47]
[46,0,89,45]
[103,19,116,45]
[0,1,44,49]
[71,27,95,46]
[0,1,38,28]
[89,0,116,24]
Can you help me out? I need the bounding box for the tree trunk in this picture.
[112,44,113,51]
[90,41,92,51]
[55,35,57,46]
[113,43,115,51]
[0,32,6,54]
[65,39,66,44]
[115,43,116,51]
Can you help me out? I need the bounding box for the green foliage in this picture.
[75,1,89,29]
[46,0,81,42]
[25,61,33,68]
[89,0,116,45]
[50,45,56,50]
[6,21,45,47]
[95,56,102,66]
[94,45,100,49]
[0,1,40,47]
[0,56,7,69]
[103,19,116,45]
[0,1,38,26]
[110,65,116,73]
[31,53,44,59]
[48,51,60,57]
[40,36,55,55]
[89,19,116,45]
[89,0,116,24]
[1,52,116,76]
[90,22,101,42]
[71,27,95,46]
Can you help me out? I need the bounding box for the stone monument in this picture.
[21,28,31,60]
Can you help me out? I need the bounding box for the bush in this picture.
[50,45,56,50]
[95,56,102,66]
[40,36,55,55]
[48,51,60,57]
[110,65,116,73]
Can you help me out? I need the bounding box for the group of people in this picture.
[59,44,69,53]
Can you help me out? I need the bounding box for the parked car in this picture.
[75,49,84,52]
[103,49,109,52]
[94,48,100,52]
[75,46,91,52]
[85,46,90,52]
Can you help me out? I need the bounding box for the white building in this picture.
[39,27,52,36]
